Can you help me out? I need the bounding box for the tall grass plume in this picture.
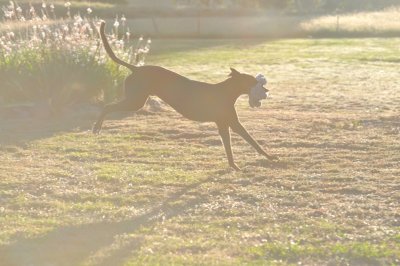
[0,1,151,114]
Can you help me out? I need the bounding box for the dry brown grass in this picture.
[0,38,399,265]
[302,7,400,36]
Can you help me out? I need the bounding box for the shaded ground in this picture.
[0,38,399,265]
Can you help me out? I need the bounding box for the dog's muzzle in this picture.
[249,74,269,108]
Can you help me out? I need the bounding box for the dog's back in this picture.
[126,65,230,122]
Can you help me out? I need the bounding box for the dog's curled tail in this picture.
[99,21,137,71]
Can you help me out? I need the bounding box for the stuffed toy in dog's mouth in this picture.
[249,74,269,108]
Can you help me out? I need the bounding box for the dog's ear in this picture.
[229,68,240,77]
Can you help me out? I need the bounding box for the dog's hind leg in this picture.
[92,94,148,134]
[230,120,278,161]
[217,123,241,171]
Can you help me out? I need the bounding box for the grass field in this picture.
[0,38,399,265]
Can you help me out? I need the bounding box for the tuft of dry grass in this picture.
[301,8,400,36]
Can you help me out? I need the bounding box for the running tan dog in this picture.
[93,22,277,170]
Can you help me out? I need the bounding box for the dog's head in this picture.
[229,68,269,108]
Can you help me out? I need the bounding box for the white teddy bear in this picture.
[249,74,268,108]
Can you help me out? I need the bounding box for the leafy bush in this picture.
[0,1,151,110]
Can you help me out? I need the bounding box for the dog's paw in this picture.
[267,154,280,162]
[230,163,242,171]
[92,123,102,135]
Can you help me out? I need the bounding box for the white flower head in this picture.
[4,11,12,19]
[74,14,83,23]
[7,32,15,39]
[8,1,14,9]
[249,74,268,108]
[113,19,120,29]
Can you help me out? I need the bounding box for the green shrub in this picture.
[0,1,151,109]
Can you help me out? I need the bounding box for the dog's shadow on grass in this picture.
[0,170,237,266]
[0,106,95,146]
[246,158,290,169]
[0,105,141,147]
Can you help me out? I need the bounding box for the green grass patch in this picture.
[247,241,399,264]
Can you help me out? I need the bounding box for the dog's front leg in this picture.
[230,120,278,161]
[217,124,241,171]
